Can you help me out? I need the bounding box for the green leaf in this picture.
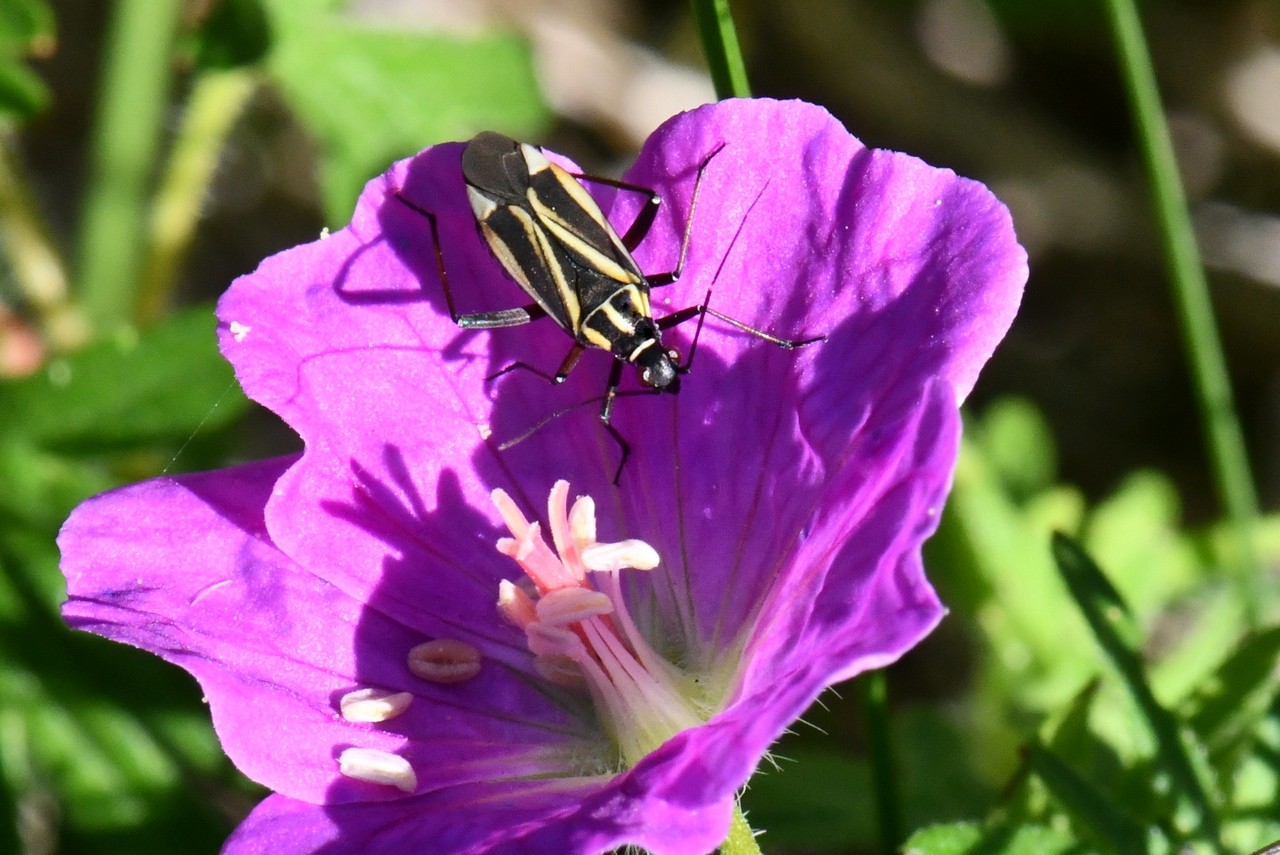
[0,0,53,120]
[0,527,252,852]
[741,708,995,852]
[1149,586,1248,706]
[0,441,112,534]
[1083,471,1199,615]
[1183,626,1280,762]
[978,397,1057,500]
[1045,680,1129,795]
[1051,534,1222,844]
[903,820,1078,855]
[0,0,53,53]
[262,0,548,223]
[0,53,47,117]
[934,432,1094,708]
[0,306,247,450]
[1025,741,1151,855]
[193,0,272,70]
[1220,713,1280,852]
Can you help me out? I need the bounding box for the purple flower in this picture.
[59,99,1026,852]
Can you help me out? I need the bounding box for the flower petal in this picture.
[226,781,732,855]
[212,100,1021,668]
[58,458,600,805]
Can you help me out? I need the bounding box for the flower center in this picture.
[492,480,704,768]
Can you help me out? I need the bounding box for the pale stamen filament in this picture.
[490,481,706,767]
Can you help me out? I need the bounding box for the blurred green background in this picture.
[1,0,1278,852]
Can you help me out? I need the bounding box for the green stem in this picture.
[719,799,762,855]
[860,671,903,854]
[0,133,87,350]
[1100,0,1265,622]
[690,0,751,99]
[137,69,258,326]
[75,0,183,333]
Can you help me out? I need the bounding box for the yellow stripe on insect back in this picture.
[528,191,639,286]
[479,218,534,294]
[580,286,643,350]
[524,210,581,330]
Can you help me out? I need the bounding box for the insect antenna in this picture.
[662,177,825,376]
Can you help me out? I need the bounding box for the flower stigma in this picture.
[492,480,706,768]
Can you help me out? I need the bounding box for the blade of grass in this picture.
[1024,741,1150,855]
[1051,534,1221,845]
[1099,0,1266,623]
[137,68,258,326]
[690,0,750,99]
[75,0,182,333]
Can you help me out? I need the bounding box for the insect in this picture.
[396,132,822,480]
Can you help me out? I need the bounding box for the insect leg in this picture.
[656,289,823,376]
[554,343,588,382]
[393,192,547,329]
[576,142,726,257]
[485,342,585,386]
[490,357,635,484]
[598,358,631,484]
[656,289,712,374]
[642,142,727,288]
[699,308,826,349]
[657,170,823,366]
[571,172,661,252]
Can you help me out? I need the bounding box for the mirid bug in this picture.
[396,132,822,480]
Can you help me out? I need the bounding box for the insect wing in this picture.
[471,198,580,334]
[524,154,644,287]
[466,136,648,338]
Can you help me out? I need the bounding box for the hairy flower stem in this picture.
[719,800,762,855]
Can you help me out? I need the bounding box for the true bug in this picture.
[396,132,822,479]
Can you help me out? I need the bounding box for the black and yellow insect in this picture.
[397,132,821,478]
[460,131,695,393]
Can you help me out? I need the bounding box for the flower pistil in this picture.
[493,481,705,768]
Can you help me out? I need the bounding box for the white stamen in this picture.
[339,688,413,723]
[228,321,250,342]
[524,622,582,658]
[497,579,537,628]
[407,638,481,683]
[547,481,574,561]
[490,488,530,537]
[490,481,711,768]
[568,495,596,548]
[535,654,586,687]
[535,587,614,625]
[338,747,417,792]
[581,539,660,572]
[514,524,540,562]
